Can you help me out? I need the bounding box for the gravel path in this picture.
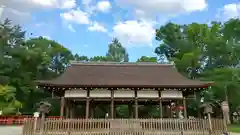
[231,133,240,135]
[0,126,23,135]
[1,126,240,135]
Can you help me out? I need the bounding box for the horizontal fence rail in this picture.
[23,118,227,135]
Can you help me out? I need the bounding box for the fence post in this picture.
[180,119,184,135]
[67,119,71,135]
[207,113,213,135]
[33,112,40,134]
[39,113,45,135]
[223,117,228,134]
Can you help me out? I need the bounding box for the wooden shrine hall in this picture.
[37,62,213,119]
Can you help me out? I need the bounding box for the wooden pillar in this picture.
[85,98,90,119]
[128,104,133,118]
[134,90,138,119]
[159,98,163,118]
[90,102,95,118]
[60,97,65,117]
[114,104,117,118]
[51,90,54,98]
[70,101,75,118]
[66,99,70,118]
[111,100,114,118]
[111,90,114,118]
[85,89,90,119]
[134,99,138,118]
[183,98,187,118]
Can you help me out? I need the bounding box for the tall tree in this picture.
[155,19,240,113]
[106,38,129,62]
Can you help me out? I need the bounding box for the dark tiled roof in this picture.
[37,62,212,88]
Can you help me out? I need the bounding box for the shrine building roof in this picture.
[36,61,213,90]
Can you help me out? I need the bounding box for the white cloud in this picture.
[88,22,107,32]
[112,20,155,47]
[60,0,76,9]
[1,0,76,10]
[0,7,31,23]
[68,24,76,32]
[97,1,111,13]
[112,0,207,47]
[217,3,240,20]
[0,0,76,23]
[60,9,90,24]
[116,0,207,19]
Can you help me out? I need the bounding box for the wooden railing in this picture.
[23,118,227,135]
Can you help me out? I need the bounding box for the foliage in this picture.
[106,38,129,62]
[0,85,22,115]
[155,18,240,113]
[136,56,157,62]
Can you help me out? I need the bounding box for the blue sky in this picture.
[1,0,240,61]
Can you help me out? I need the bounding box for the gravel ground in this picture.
[0,126,240,135]
[0,126,23,135]
[231,133,240,135]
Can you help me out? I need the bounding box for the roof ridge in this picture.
[70,61,173,66]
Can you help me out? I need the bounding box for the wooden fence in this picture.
[22,118,227,135]
[0,116,63,125]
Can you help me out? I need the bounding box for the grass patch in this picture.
[229,124,240,133]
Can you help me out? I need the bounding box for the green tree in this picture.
[155,19,240,115]
[106,38,129,62]
[0,85,22,115]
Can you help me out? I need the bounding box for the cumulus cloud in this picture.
[116,0,207,19]
[0,7,31,23]
[0,0,76,23]
[112,0,208,47]
[112,20,155,47]
[1,0,76,10]
[88,22,107,32]
[97,1,112,13]
[60,9,90,24]
[217,3,240,20]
